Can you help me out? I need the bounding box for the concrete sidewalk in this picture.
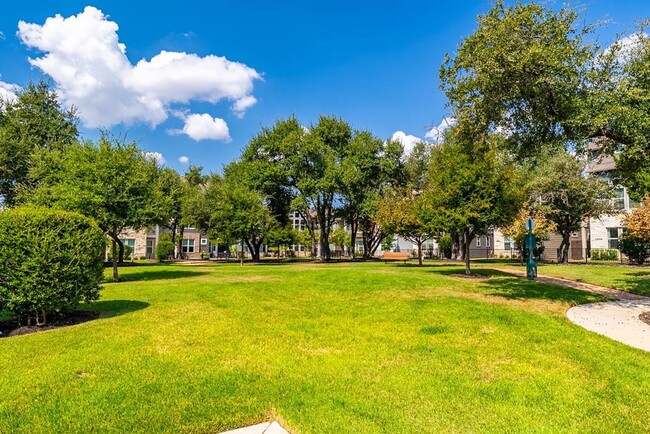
[490,266,650,352]
[220,421,289,434]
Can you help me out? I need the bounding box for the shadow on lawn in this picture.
[612,271,650,297]
[430,267,603,304]
[106,269,210,283]
[85,299,150,318]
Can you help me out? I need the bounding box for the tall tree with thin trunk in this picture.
[24,135,164,281]
[529,152,614,263]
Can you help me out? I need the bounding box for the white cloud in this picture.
[0,31,5,41]
[425,117,456,143]
[17,6,261,128]
[603,33,647,62]
[232,95,257,118]
[170,113,230,142]
[0,81,20,103]
[144,151,165,165]
[391,131,427,155]
[178,156,189,164]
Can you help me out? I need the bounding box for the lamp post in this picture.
[525,218,537,280]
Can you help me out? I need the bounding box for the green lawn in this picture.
[1,261,649,433]
[482,261,650,296]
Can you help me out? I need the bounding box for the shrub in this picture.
[438,235,453,259]
[619,232,650,265]
[590,249,619,261]
[156,234,175,261]
[0,207,105,325]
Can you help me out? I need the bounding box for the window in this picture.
[486,236,491,248]
[612,187,625,210]
[200,238,208,246]
[476,237,481,247]
[607,228,622,250]
[120,239,136,259]
[182,238,195,253]
[146,239,155,255]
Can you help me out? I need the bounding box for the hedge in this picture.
[0,207,105,325]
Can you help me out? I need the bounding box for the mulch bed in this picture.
[448,273,490,280]
[0,311,100,338]
[639,312,650,327]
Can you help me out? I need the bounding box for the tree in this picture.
[404,140,433,190]
[340,133,404,259]
[267,225,300,257]
[530,152,614,263]
[619,197,650,264]
[0,81,78,206]
[440,1,596,163]
[24,135,164,281]
[329,226,350,255]
[285,116,352,260]
[191,175,274,262]
[624,197,650,240]
[426,126,523,274]
[375,188,434,266]
[585,28,650,200]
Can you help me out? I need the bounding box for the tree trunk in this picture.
[559,232,571,264]
[350,217,358,259]
[117,238,124,263]
[110,235,119,281]
[418,240,423,266]
[177,227,185,260]
[464,228,472,275]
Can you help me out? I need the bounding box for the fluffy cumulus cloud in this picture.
[391,131,427,155]
[171,113,230,142]
[16,6,261,129]
[425,117,456,143]
[144,151,165,165]
[178,156,190,164]
[0,81,20,103]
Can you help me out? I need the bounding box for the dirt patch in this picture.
[0,311,100,338]
[448,273,489,280]
[639,311,650,326]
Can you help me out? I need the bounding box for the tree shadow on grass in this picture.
[105,269,210,283]
[429,267,605,304]
[84,299,150,318]
[611,272,650,297]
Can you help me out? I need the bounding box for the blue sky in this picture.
[1,1,648,173]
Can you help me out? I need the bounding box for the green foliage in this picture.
[619,232,650,265]
[440,1,595,162]
[24,135,165,280]
[156,234,175,262]
[590,249,619,261]
[329,227,350,249]
[426,127,523,273]
[0,81,78,206]
[0,207,104,325]
[192,175,275,262]
[438,235,453,259]
[530,152,614,263]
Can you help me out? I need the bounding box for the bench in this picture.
[382,251,410,264]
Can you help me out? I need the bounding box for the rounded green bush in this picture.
[156,234,175,261]
[0,207,105,325]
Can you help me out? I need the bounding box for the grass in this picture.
[481,261,650,296]
[1,261,649,433]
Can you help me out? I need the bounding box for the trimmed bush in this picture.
[156,233,175,261]
[619,232,650,265]
[0,207,105,325]
[438,235,453,259]
[590,248,619,261]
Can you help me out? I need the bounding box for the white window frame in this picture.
[486,236,491,248]
[182,238,195,253]
[200,238,208,246]
[476,237,481,247]
[607,227,622,250]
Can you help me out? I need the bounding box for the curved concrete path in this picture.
[491,267,650,352]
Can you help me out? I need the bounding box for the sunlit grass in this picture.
[1,261,649,433]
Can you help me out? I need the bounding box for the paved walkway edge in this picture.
[491,267,650,352]
[220,421,289,434]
